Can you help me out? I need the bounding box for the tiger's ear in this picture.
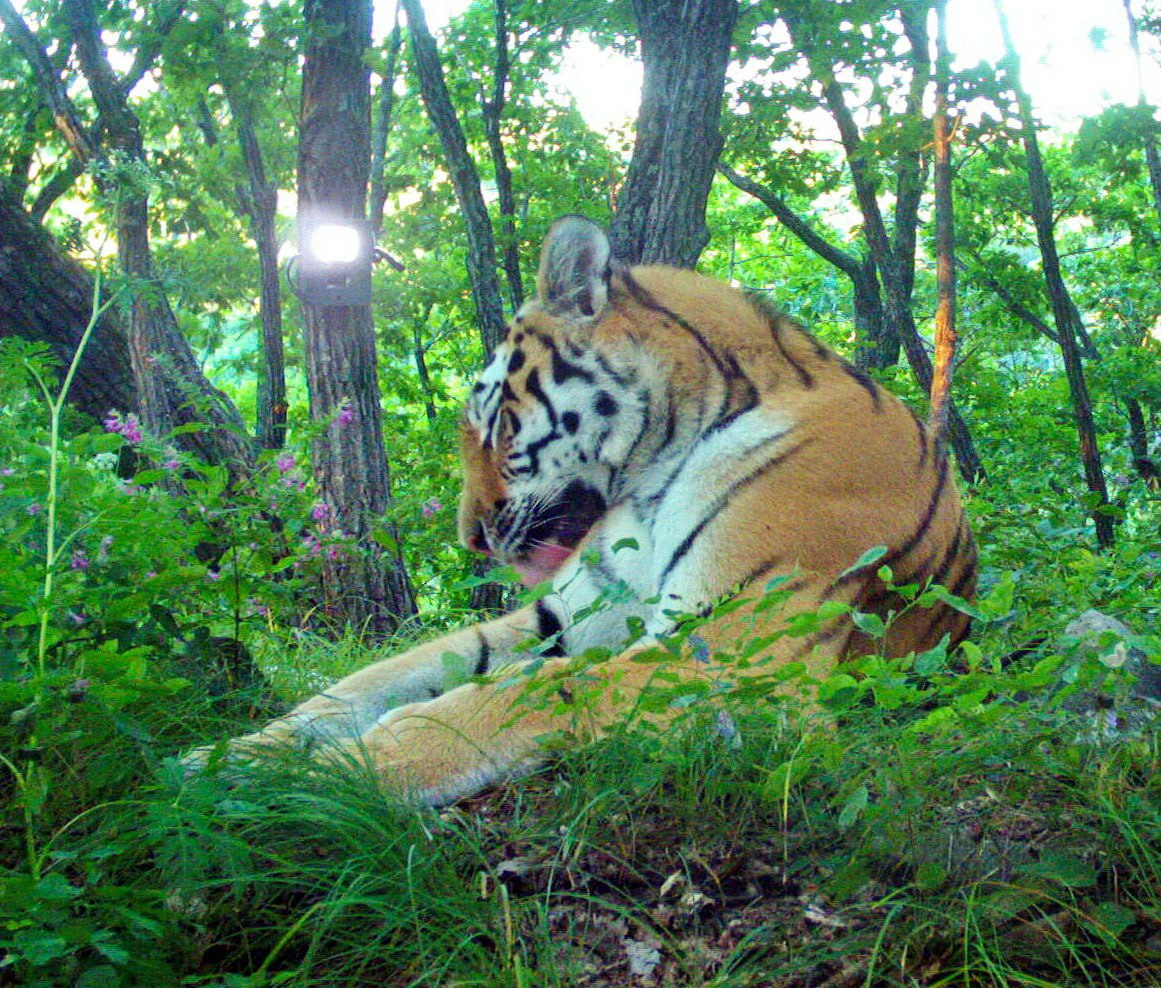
[536,215,613,321]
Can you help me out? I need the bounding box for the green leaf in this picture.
[817,672,860,708]
[1088,901,1136,938]
[611,537,639,554]
[837,784,868,830]
[1019,850,1096,888]
[914,861,947,891]
[838,545,888,579]
[851,611,886,638]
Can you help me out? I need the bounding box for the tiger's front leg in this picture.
[181,600,561,770]
[325,643,705,806]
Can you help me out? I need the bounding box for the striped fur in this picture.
[189,217,976,805]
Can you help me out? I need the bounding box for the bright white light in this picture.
[308,224,362,265]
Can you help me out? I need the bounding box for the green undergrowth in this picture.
[1,295,1159,985]
[2,611,1158,986]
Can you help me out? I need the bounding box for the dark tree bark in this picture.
[1,0,255,475]
[64,0,254,472]
[400,0,508,355]
[298,0,416,634]
[191,93,285,450]
[782,4,985,482]
[996,1,1114,547]
[717,163,888,367]
[0,186,136,422]
[399,0,509,614]
[609,0,738,268]
[1123,0,1161,221]
[369,3,403,237]
[223,91,287,450]
[480,0,524,310]
[928,0,957,447]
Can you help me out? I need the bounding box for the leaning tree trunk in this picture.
[717,163,892,368]
[782,5,984,482]
[298,0,416,635]
[0,186,136,423]
[401,0,508,356]
[2,0,254,474]
[610,0,738,267]
[231,107,287,450]
[997,1,1114,548]
[401,0,511,615]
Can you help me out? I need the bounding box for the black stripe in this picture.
[709,353,761,433]
[830,454,951,595]
[537,336,594,386]
[840,360,883,410]
[536,600,567,657]
[659,439,809,588]
[619,389,653,467]
[473,632,491,676]
[621,272,731,380]
[769,321,815,388]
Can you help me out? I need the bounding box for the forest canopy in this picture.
[0,0,1158,984]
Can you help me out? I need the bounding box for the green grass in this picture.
[35,674,1146,987]
[3,572,1159,986]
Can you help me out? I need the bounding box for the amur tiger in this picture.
[187,216,977,805]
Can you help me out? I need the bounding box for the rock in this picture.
[1063,609,1161,703]
[1059,609,1158,738]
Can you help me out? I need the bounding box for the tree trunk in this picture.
[928,0,957,448]
[68,0,254,474]
[481,0,524,310]
[369,5,403,238]
[401,0,508,355]
[299,0,416,634]
[232,108,287,450]
[0,186,137,423]
[2,0,255,474]
[996,1,1114,548]
[1123,0,1161,220]
[853,254,895,369]
[717,163,893,368]
[782,7,984,482]
[609,0,737,268]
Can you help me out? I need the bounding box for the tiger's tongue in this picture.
[512,542,575,588]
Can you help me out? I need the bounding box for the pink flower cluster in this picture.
[104,411,143,445]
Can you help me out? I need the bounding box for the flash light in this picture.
[294,215,373,307]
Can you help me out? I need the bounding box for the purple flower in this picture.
[276,453,295,473]
[104,411,143,445]
[27,503,42,516]
[249,597,269,618]
[337,404,355,427]
[71,549,90,571]
[422,497,443,518]
[163,458,181,471]
[311,501,332,523]
[0,467,14,477]
[68,610,86,626]
[207,570,221,582]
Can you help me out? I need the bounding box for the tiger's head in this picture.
[457,217,648,587]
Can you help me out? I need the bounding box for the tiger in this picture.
[186,215,977,806]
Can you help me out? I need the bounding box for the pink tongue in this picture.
[512,542,575,588]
